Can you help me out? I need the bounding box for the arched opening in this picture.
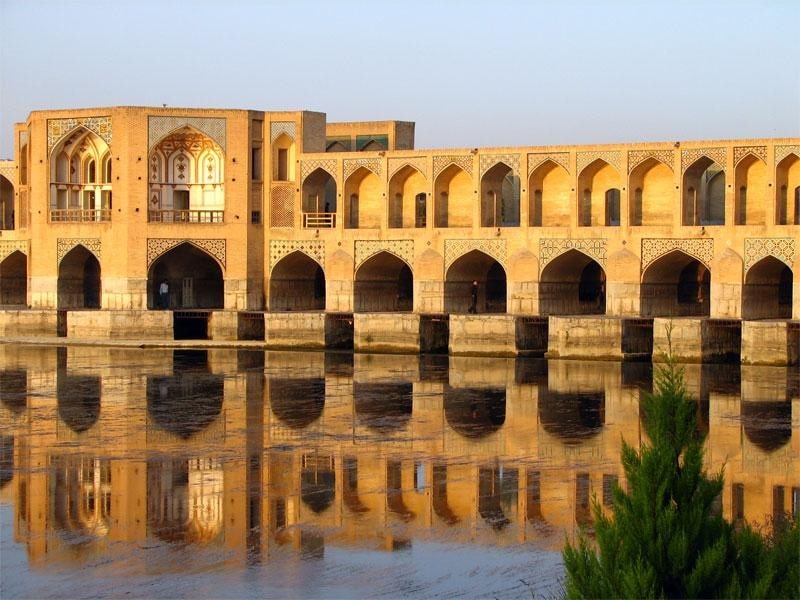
[480,162,519,227]
[742,257,793,320]
[741,401,791,452]
[58,245,101,309]
[538,390,605,444]
[51,456,111,539]
[434,163,472,228]
[628,158,673,226]
[388,165,427,229]
[734,154,767,225]
[0,250,27,306]
[344,166,381,229]
[148,243,224,309]
[528,160,570,227]
[640,251,710,317]
[775,154,800,225]
[57,372,101,433]
[0,174,13,230]
[444,250,507,313]
[444,386,506,438]
[270,377,325,428]
[148,126,225,223]
[354,382,413,433]
[539,250,605,316]
[301,454,335,514]
[577,159,621,227]
[272,133,295,181]
[354,252,413,312]
[270,252,325,311]
[301,167,337,228]
[387,460,416,521]
[683,156,725,225]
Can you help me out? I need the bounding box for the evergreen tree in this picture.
[562,355,799,599]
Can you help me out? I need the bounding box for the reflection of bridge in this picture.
[2,346,797,567]
[0,107,797,361]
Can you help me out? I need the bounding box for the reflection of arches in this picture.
[432,464,460,525]
[387,460,416,522]
[480,162,519,227]
[444,386,506,438]
[742,257,792,320]
[388,165,426,228]
[343,456,369,514]
[683,157,725,225]
[57,373,101,433]
[354,382,412,433]
[0,436,11,489]
[538,390,605,444]
[577,159,620,227]
[52,456,111,538]
[0,250,27,306]
[528,160,570,227]
[628,158,673,226]
[270,378,325,428]
[434,164,472,227]
[270,252,325,311]
[354,252,413,312]
[539,250,605,316]
[301,454,335,514]
[0,369,27,413]
[775,153,800,224]
[741,402,791,452]
[148,242,223,309]
[444,250,507,313]
[58,245,101,309]
[640,251,709,317]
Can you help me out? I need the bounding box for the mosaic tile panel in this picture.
[479,153,520,178]
[147,238,226,268]
[388,157,427,179]
[269,240,325,272]
[270,121,296,143]
[733,145,767,166]
[539,238,607,271]
[576,150,621,174]
[527,152,570,176]
[0,240,28,262]
[343,157,382,181]
[744,238,796,273]
[628,149,675,173]
[681,147,726,173]
[775,145,800,165]
[301,158,337,182]
[270,184,294,228]
[433,155,473,180]
[444,239,507,271]
[57,238,101,264]
[355,240,414,270]
[641,238,714,273]
[48,117,112,153]
[148,116,226,152]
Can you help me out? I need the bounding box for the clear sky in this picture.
[1,0,798,157]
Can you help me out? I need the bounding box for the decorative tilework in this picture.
[57,238,101,264]
[355,240,414,270]
[744,238,796,273]
[444,239,506,271]
[775,145,800,165]
[577,150,621,174]
[270,184,294,228]
[301,158,337,182]
[479,154,520,178]
[388,157,427,179]
[433,155,473,180]
[0,164,15,184]
[641,238,714,273]
[343,157,382,181]
[147,238,226,268]
[527,152,570,176]
[0,240,28,262]
[539,238,607,271]
[628,149,675,173]
[269,240,325,272]
[270,121,296,143]
[48,117,112,153]
[148,116,226,152]
[681,147,726,173]
[733,146,767,166]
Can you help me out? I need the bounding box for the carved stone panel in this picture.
[388,157,428,179]
[433,155,473,180]
[147,238,226,268]
[681,147,726,173]
[539,238,607,271]
[527,152,570,176]
[733,145,767,166]
[641,238,714,273]
[57,238,101,264]
[576,150,621,174]
[744,238,796,273]
[444,239,506,272]
[775,145,800,165]
[0,240,28,262]
[355,240,414,270]
[270,121,296,143]
[628,149,675,173]
[343,158,382,181]
[269,240,325,272]
[148,116,226,152]
[301,158,338,182]
[48,116,112,153]
[479,153,520,178]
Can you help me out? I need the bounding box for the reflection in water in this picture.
[387,460,415,521]
[444,387,506,438]
[432,464,460,525]
[51,456,111,540]
[741,402,792,452]
[57,375,101,433]
[539,391,605,443]
[270,378,325,428]
[1,436,13,488]
[354,383,413,433]
[343,456,369,514]
[1,369,27,413]
[301,454,335,514]
[478,466,517,531]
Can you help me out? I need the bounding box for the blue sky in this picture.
[1,0,798,157]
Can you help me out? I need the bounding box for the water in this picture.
[1,345,797,599]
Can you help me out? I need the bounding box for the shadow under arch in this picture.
[301,454,335,514]
[539,249,605,316]
[0,250,27,306]
[538,390,605,444]
[148,242,223,309]
[270,251,325,311]
[444,386,506,438]
[640,250,710,317]
[270,377,325,429]
[444,250,507,314]
[58,245,101,309]
[742,257,792,320]
[354,252,413,312]
[354,382,413,433]
[741,401,792,453]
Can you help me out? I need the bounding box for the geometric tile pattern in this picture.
[48,116,112,153]
[0,163,16,184]
[355,240,414,270]
[433,154,473,180]
[775,144,800,165]
[148,116,226,152]
[539,238,607,271]
[146,238,226,268]
[343,157,382,181]
[479,153,520,178]
[681,147,726,173]
[444,239,506,271]
[57,238,101,264]
[270,184,294,228]
[527,152,570,176]
[270,121,296,143]
[641,238,714,273]
[733,145,767,166]
[301,158,337,182]
[628,149,675,173]
[388,157,427,179]
[576,150,621,174]
[744,237,796,273]
[0,240,28,262]
[269,239,325,272]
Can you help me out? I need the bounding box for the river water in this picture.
[1,345,797,599]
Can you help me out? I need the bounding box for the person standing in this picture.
[159,279,169,309]
[469,280,479,314]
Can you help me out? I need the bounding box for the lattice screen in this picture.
[18,190,28,229]
[270,184,294,227]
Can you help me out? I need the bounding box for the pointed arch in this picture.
[577,159,621,227]
[0,174,14,230]
[742,256,792,320]
[682,155,725,225]
[445,249,507,313]
[628,157,673,226]
[640,250,710,317]
[58,244,101,309]
[269,250,326,311]
[272,132,295,181]
[734,153,767,225]
[775,153,800,225]
[344,166,382,229]
[480,161,519,227]
[301,167,337,226]
[49,127,111,221]
[147,242,224,309]
[0,250,27,306]
[354,251,413,312]
[434,163,472,228]
[388,164,427,228]
[539,249,606,315]
[528,159,570,227]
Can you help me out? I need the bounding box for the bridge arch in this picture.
[445,250,506,313]
[640,250,710,317]
[539,249,605,316]
[269,251,325,311]
[354,251,412,312]
[0,250,26,306]
[58,244,101,309]
[148,242,223,309]
[742,256,792,320]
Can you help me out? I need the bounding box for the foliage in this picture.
[562,356,799,599]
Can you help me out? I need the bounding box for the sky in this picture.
[0,0,798,158]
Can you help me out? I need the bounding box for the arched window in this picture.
[348,193,359,229]
[605,188,620,226]
[795,186,800,225]
[102,154,112,183]
[390,193,403,228]
[532,190,543,227]
[86,159,96,183]
[632,188,643,226]
[737,186,747,225]
[580,189,591,226]
[778,185,788,225]
[415,193,426,228]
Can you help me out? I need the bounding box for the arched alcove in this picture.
[301,454,335,514]
[148,243,223,309]
[629,158,673,226]
[444,250,507,313]
[577,159,620,227]
[528,160,570,227]
[58,245,101,309]
[539,250,605,316]
[0,250,27,306]
[354,252,413,312]
[775,153,800,225]
[683,157,725,225]
[742,257,792,320]
[0,174,13,230]
[734,154,767,225]
[388,165,427,228]
[434,164,472,228]
[270,252,325,311]
[344,166,382,229]
[478,465,517,531]
[640,251,709,317]
[301,167,337,228]
[480,162,519,227]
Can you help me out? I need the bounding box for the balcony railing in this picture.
[49,209,112,223]
[148,210,224,223]
[303,212,336,228]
